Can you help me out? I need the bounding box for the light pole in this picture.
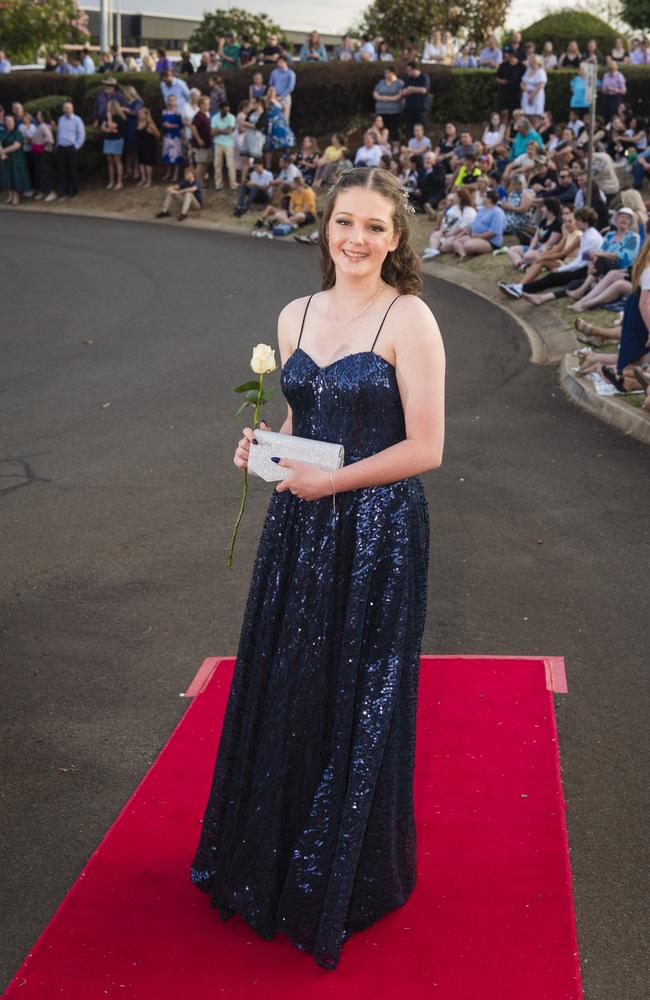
[100,0,111,54]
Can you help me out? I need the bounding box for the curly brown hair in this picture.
[319,168,422,296]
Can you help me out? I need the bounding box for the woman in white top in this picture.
[520,54,547,127]
[541,42,558,71]
[354,132,383,168]
[182,88,201,160]
[422,30,447,64]
[482,112,506,150]
[422,187,477,259]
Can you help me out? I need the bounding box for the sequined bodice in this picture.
[280,348,406,464]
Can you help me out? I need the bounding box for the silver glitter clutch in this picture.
[248,429,345,482]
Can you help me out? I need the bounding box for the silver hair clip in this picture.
[400,187,417,214]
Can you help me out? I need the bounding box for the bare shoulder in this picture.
[390,294,444,361]
[277,294,314,359]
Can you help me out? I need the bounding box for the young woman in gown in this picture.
[190,167,446,970]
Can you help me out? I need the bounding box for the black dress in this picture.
[190,294,430,970]
[135,127,157,166]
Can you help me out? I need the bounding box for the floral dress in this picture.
[162,111,185,165]
[265,101,295,152]
[503,188,536,234]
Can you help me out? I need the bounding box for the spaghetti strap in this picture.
[297,294,314,349]
[370,295,401,352]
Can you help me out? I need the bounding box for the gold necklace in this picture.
[326,284,384,328]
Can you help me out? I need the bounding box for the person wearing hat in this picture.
[219,32,241,70]
[92,77,125,127]
[496,44,525,125]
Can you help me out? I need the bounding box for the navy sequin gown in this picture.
[190,293,430,970]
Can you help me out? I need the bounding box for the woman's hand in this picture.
[274,459,332,500]
[234,419,269,470]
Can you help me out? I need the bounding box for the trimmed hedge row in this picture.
[2,62,650,138]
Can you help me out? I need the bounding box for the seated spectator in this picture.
[135,107,160,188]
[506,197,563,269]
[502,207,602,301]
[369,115,391,154]
[254,173,317,232]
[566,208,640,311]
[161,94,185,183]
[296,135,319,184]
[272,151,302,188]
[541,41,558,71]
[101,99,128,190]
[313,133,346,188]
[412,149,446,216]
[31,109,57,201]
[592,147,620,199]
[234,158,273,215]
[508,117,544,162]
[299,31,327,62]
[452,152,482,189]
[537,165,578,205]
[355,132,383,168]
[334,35,356,61]
[483,112,506,150]
[559,40,582,69]
[453,189,506,259]
[422,31,447,65]
[450,129,476,170]
[400,122,431,166]
[500,173,536,236]
[502,138,546,182]
[373,65,404,145]
[249,72,267,102]
[620,188,648,240]
[478,35,502,70]
[573,174,609,230]
[0,114,31,205]
[155,165,203,221]
[454,45,477,68]
[437,122,459,173]
[422,187,477,259]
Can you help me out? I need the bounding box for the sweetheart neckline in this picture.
[287,347,396,373]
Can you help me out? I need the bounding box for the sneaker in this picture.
[492,247,509,256]
[44,192,57,202]
[499,282,523,300]
[34,192,45,201]
[177,213,188,221]
[155,210,171,218]
[422,248,440,260]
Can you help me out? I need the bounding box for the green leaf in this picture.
[233,380,261,394]
[235,399,252,416]
[244,389,260,403]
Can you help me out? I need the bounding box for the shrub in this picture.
[519,11,619,55]
[24,94,73,118]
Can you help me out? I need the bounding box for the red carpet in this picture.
[3,656,582,999]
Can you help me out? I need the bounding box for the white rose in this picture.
[250,344,277,374]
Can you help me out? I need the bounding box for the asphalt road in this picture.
[0,214,647,998]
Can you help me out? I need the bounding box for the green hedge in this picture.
[519,11,619,53]
[2,62,650,138]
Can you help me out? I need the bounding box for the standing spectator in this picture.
[121,85,143,180]
[0,51,12,74]
[234,157,273,215]
[601,58,627,123]
[156,165,203,221]
[520,53,547,128]
[32,109,57,201]
[455,45,477,68]
[299,31,327,62]
[160,69,190,115]
[55,101,85,200]
[182,87,201,165]
[334,35,355,60]
[189,95,211,189]
[208,75,227,116]
[178,51,194,74]
[135,108,160,188]
[260,34,282,65]
[92,77,124,126]
[354,132,382,168]
[155,48,173,74]
[441,31,456,65]
[101,100,128,190]
[628,38,648,65]
[263,87,295,167]
[249,72,267,102]
[422,31,447,65]
[583,39,603,65]
[18,111,36,192]
[80,48,95,74]
[559,41,582,69]
[219,32,241,70]
[110,44,126,72]
[402,61,430,134]
[161,94,184,183]
[510,31,527,62]
[541,41,557,71]
[479,35,502,70]
[357,35,376,62]
[238,37,256,66]
[570,64,593,118]
[496,45,526,124]
[269,54,296,124]
[372,65,404,146]
[141,52,156,72]
[377,40,394,62]
[211,100,237,191]
[610,37,628,63]
[0,114,30,205]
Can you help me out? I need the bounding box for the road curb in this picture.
[559,354,650,445]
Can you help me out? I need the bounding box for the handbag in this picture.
[241,128,265,158]
[247,428,344,483]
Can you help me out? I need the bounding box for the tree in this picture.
[0,0,89,63]
[620,0,650,30]
[358,0,510,49]
[520,10,618,53]
[188,7,285,53]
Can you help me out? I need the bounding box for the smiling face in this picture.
[326,187,400,280]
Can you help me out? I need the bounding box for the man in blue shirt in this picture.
[0,51,12,74]
[56,101,86,199]
[160,69,190,114]
[509,118,544,160]
[269,55,296,124]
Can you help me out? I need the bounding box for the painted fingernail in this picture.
[252,438,258,445]
[270,456,280,463]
